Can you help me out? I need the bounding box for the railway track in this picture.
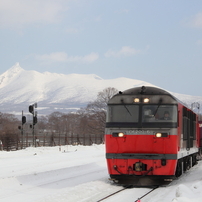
[134,186,159,202]
[97,186,128,202]
[97,186,159,202]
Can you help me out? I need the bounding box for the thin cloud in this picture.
[105,46,142,57]
[36,52,99,64]
[186,12,202,28]
[0,0,67,28]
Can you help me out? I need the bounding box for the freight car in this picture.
[105,86,202,186]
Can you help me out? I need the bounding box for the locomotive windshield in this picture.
[106,104,178,128]
[142,105,177,123]
[107,105,139,123]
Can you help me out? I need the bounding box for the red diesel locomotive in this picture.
[105,86,202,186]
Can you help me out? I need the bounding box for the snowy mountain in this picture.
[0,63,202,116]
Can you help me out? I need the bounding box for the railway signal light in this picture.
[33,116,37,125]
[29,105,34,114]
[18,115,26,130]
[28,103,38,147]
[22,116,26,125]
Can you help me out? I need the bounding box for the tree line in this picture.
[0,87,118,151]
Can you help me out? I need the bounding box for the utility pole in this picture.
[21,111,26,149]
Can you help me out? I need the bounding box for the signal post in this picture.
[18,111,26,149]
[29,103,38,147]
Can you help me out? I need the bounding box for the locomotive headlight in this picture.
[112,132,125,137]
[118,132,125,137]
[155,133,162,137]
[144,98,150,103]
[155,133,168,138]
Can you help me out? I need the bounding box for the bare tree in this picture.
[48,112,63,132]
[85,87,118,140]
[96,87,119,108]
[0,113,20,150]
[37,116,48,131]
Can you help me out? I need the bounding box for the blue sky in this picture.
[0,0,202,96]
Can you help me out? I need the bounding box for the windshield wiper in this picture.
[121,99,132,116]
[154,98,162,116]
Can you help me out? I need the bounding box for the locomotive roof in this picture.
[122,86,173,96]
[109,86,191,112]
[118,86,182,103]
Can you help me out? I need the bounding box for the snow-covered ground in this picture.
[0,144,202,202]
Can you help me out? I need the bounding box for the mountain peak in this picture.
[0,63,24,88]
[8,62,24,74]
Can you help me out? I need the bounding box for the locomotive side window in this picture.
[183,107,196,148]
